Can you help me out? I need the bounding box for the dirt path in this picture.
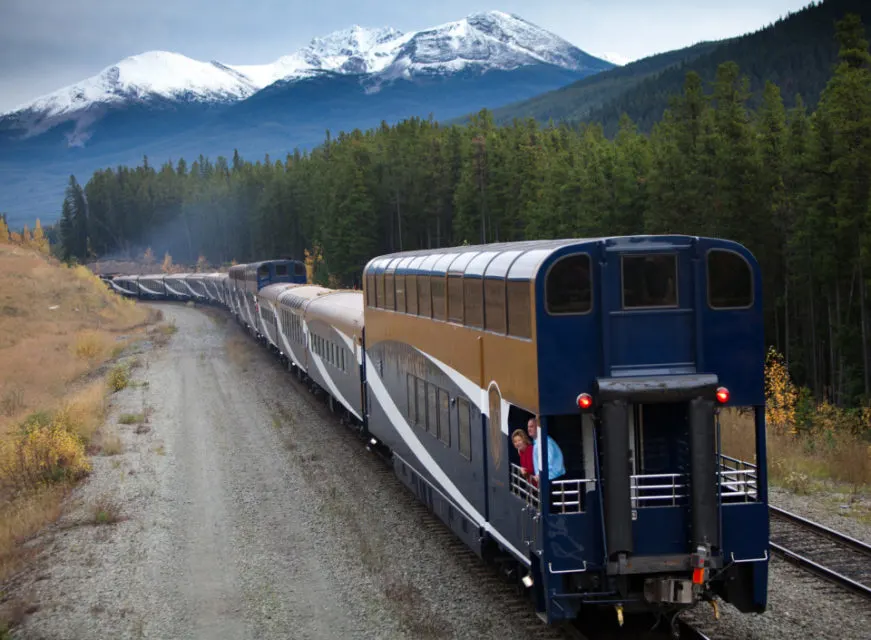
[8,303,548,640]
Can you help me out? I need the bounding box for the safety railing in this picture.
[509,464,596,513]
[631,473,687,508]
[510,463,539,509]
[551,478,596,513]
[719,454,758,502]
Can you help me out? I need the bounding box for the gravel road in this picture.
[6,302,871,640]
[7,304,555,640]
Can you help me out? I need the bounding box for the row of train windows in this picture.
[406,375,472,460]
[312,333,349,374]
[365,250,753,329]
[367,273,536,339]
[280,310,305,345]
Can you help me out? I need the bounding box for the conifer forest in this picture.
[53,15,871,409]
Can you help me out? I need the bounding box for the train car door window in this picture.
[458,397,471,460]
[621,254,678,309]
[707,249,753,309]
[546,254,592,314]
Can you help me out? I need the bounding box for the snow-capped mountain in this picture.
[0,10,613,226]
[4,11,607,124]
[7,51,260,120]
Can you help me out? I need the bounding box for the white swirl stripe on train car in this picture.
[364,354,529,566]
[138,282,162,296]
[165,281,187,298]
[301,317,361,420]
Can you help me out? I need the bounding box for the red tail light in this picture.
[715,387,730,404]
[576,393,593,410]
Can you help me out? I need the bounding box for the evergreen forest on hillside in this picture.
[493,0,871,136]
[45,14,871,410]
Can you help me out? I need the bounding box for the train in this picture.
[109,236,769,632]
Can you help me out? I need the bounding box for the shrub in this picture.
[0,422,90,492]
[106,364,129,393]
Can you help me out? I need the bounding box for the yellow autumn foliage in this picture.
[0,418,91,494]
[764,346,797,434]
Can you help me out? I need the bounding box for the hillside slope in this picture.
[487,40,722,126]
[0,238,153,588]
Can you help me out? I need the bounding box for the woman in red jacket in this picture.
[512,428,535,481]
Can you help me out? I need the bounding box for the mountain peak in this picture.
[5,50,258,118]
[4,11,612,119]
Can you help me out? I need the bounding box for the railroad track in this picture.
[769,505,871,598]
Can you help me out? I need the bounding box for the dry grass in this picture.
[0,243,151,584]
[720,408,871,494]
[0,487,66,581]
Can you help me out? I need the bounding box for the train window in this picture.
[622,254,678,309]
[447,275,463,323]
[275,264,288,276]
[366,274,376,307]
[708,250,753,309]
[258,266,269,277]
[546,254,592,314]
[295,262,306,276]
[431,276,446,321]
[484,278,506,333]
[438,389,451,445]
[407,375,415,422]
[406,275,419,315]
[416,378,427,429]
[395,274,406,313]
[458,398,471,460]
[427,383,438,435]
[384,274,396,310]
[376,273,386,308]
[463,279,483,328]
[507,281,532,339]
[418,275,432,318]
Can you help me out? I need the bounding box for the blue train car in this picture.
[361,236,767,627]
[228,259,307,334]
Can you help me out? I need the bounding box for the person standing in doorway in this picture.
[527,416,565,482]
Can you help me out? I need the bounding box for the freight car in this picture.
[110,236,768,632]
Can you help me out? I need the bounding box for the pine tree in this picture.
[60,175,87,262]
[0,215,9,244]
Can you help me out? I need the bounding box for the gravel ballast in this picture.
[4,302,870,639]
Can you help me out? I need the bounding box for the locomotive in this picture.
[110,236,769,630]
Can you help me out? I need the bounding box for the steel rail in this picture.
[769,506,871,599]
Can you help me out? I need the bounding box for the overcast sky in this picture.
[1,0,812,112]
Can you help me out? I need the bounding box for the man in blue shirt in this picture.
[527,416,565,482]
